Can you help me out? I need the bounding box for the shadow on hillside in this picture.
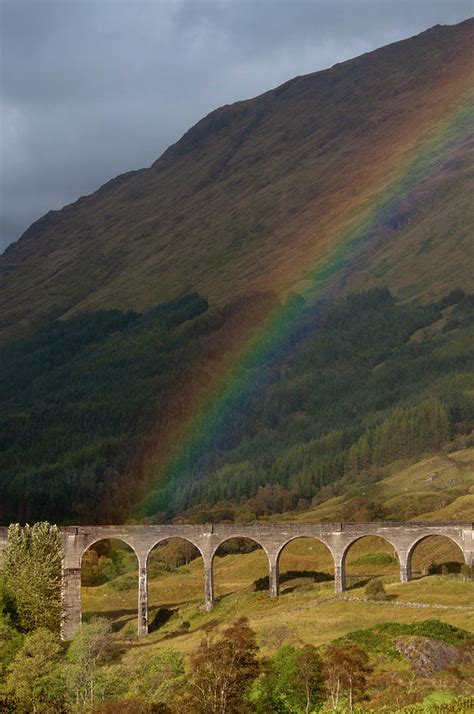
[346,577,371,591]
[83,602,180,634]
[253,570,333,592]
[149,607,176,633]
[83,607,138,632]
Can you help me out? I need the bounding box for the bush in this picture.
[341,620,473,659]
[365,578,389,600]
[460,564,472,581]
[353,552,396,567]
[109,575,137,592]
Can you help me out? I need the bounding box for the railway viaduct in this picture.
[0,522,473,639]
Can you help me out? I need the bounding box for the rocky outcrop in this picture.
[395,636,464,676]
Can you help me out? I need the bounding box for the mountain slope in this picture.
[1,286,473,524]
[1,21,473,525]
[1,20,473,346]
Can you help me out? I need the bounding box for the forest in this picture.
[1,288,473,524]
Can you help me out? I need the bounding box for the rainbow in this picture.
[138,72,474,517]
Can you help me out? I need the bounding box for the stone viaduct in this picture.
[0,522,472,640]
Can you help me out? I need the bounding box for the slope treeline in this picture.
[148,288,474,518]
[1,288,473,524]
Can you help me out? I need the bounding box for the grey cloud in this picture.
[1,0,472,251]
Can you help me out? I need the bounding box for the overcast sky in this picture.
[1,0,472,253]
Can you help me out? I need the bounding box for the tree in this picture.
[182,617,259,713]
[297,645,325,714]
[323,642,371,711]
[251,644,324,714]
[153,539,199,567]
[341,498,385,523]
[6,628,63,713]
[0,617,23,707]
[124,649,185,705]
[3,523,63,634]
[66,617,113,711]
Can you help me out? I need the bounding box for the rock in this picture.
[394,636,462,676]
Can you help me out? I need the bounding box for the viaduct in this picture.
[0,522,473,640]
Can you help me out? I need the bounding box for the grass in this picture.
[82,538,474,660]
[83,574,474,661]
[80,446,474,661]
[77,446,474,712]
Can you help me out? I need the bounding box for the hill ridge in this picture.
[1,18,473,346]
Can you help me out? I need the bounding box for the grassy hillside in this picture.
[270,447,474,525]
[79,521,474,710]
[77,456,474,707]
[1,20,473,526]
[1,452,473,711]
[81,451,474,652]
[1,20,473,347]
[83,564,474,656]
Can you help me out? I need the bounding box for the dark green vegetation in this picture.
[0,294,211,522]
[1,287,472,523]
[158,288,473,518]
[340,620,473,658]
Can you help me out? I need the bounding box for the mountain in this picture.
[1,20,473,346]
[0,21,473,524]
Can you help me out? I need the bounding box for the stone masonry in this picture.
[0,522,472,640]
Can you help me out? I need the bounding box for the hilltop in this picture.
[1,20,473,346]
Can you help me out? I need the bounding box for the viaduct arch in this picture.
[0,522,472,640]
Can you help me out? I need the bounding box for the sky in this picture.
[1,0,472,253]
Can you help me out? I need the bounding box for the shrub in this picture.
[365,578,389,600]
[460,563,471,581]
[341,620,473,659]
[353,552,396,567]
[109,575,136,592]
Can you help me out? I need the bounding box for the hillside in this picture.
[1,20,473,525]
[75,463,474,711]
[2,452,473,711]
[76,455,474,709]
[1,286,473,524]
[1,20,473,347]
[2,17,474,714]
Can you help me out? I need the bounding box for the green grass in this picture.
[82,542,474,659]
[80,536,474,711]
